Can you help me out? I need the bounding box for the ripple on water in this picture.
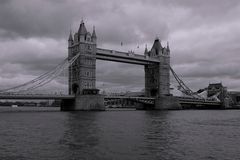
[0,109,240,160]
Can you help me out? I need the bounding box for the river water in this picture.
[0,107,240,160]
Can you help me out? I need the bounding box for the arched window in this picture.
[88,45,91,50]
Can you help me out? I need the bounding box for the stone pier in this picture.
[61,95,105,111]
[155,96,182,110]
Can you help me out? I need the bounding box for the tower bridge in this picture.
[0,20,229,110]
[63,20,173,110]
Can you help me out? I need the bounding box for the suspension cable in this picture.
[0,53,80,94]
[169,66,203,99]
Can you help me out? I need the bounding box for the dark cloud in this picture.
[0,0,240,93]
[0,0,170,44]
[0,0,106,39]
[173,0,240,16]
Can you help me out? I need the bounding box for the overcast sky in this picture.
[0,0,240,94]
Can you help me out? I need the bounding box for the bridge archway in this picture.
[72,83,79,95]
[150,89,158,97]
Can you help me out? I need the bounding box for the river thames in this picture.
[0,107,240,160]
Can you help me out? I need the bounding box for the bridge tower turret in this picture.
[68,30,73,60]
[91,26,97,43]
[68,30,73,47]
[144,44,148,56]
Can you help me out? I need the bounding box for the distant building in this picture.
[207,83,228,102]
[207,83,224,97]
[228,91,240,107]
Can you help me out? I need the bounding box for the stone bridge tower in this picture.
[68,20,97,95]
[62,21,104,111]
[144,38,180,109]
[144,38,170,97]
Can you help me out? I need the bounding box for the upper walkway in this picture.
[96,48,160,65]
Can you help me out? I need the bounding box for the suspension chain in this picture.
[170,66,203,99]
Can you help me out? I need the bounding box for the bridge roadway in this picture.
[96,48,159,65]
[104,96,155,105]
[0,94,221,106]
[105,96,222,106]
[176,96,222,106]
[0,94,75,100]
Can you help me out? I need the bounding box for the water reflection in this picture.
[59,111,179,160]
[60,111,147,160]
[60,112,102,159]
[140,111,181,159]
[1,108,240,160]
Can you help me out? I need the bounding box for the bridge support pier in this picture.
[61,95,105,111]
[135,103,154,110]
[222,97,230,109]
[155,96,182,110]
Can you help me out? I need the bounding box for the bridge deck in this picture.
[105,96,221,106]
[0,94,221,106]
[176,97,221,106]
[104,96,155,100]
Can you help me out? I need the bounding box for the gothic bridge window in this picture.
[88,45,91,50]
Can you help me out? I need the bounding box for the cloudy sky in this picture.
[0,0,240,94]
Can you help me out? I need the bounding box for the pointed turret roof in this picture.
[167,41,170,52]
[151,38,163,55]
[144,44,148,55]
[92,26,97,38]
[152,38,162,49]
[78,20,87,35]
[68,30,73,41]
